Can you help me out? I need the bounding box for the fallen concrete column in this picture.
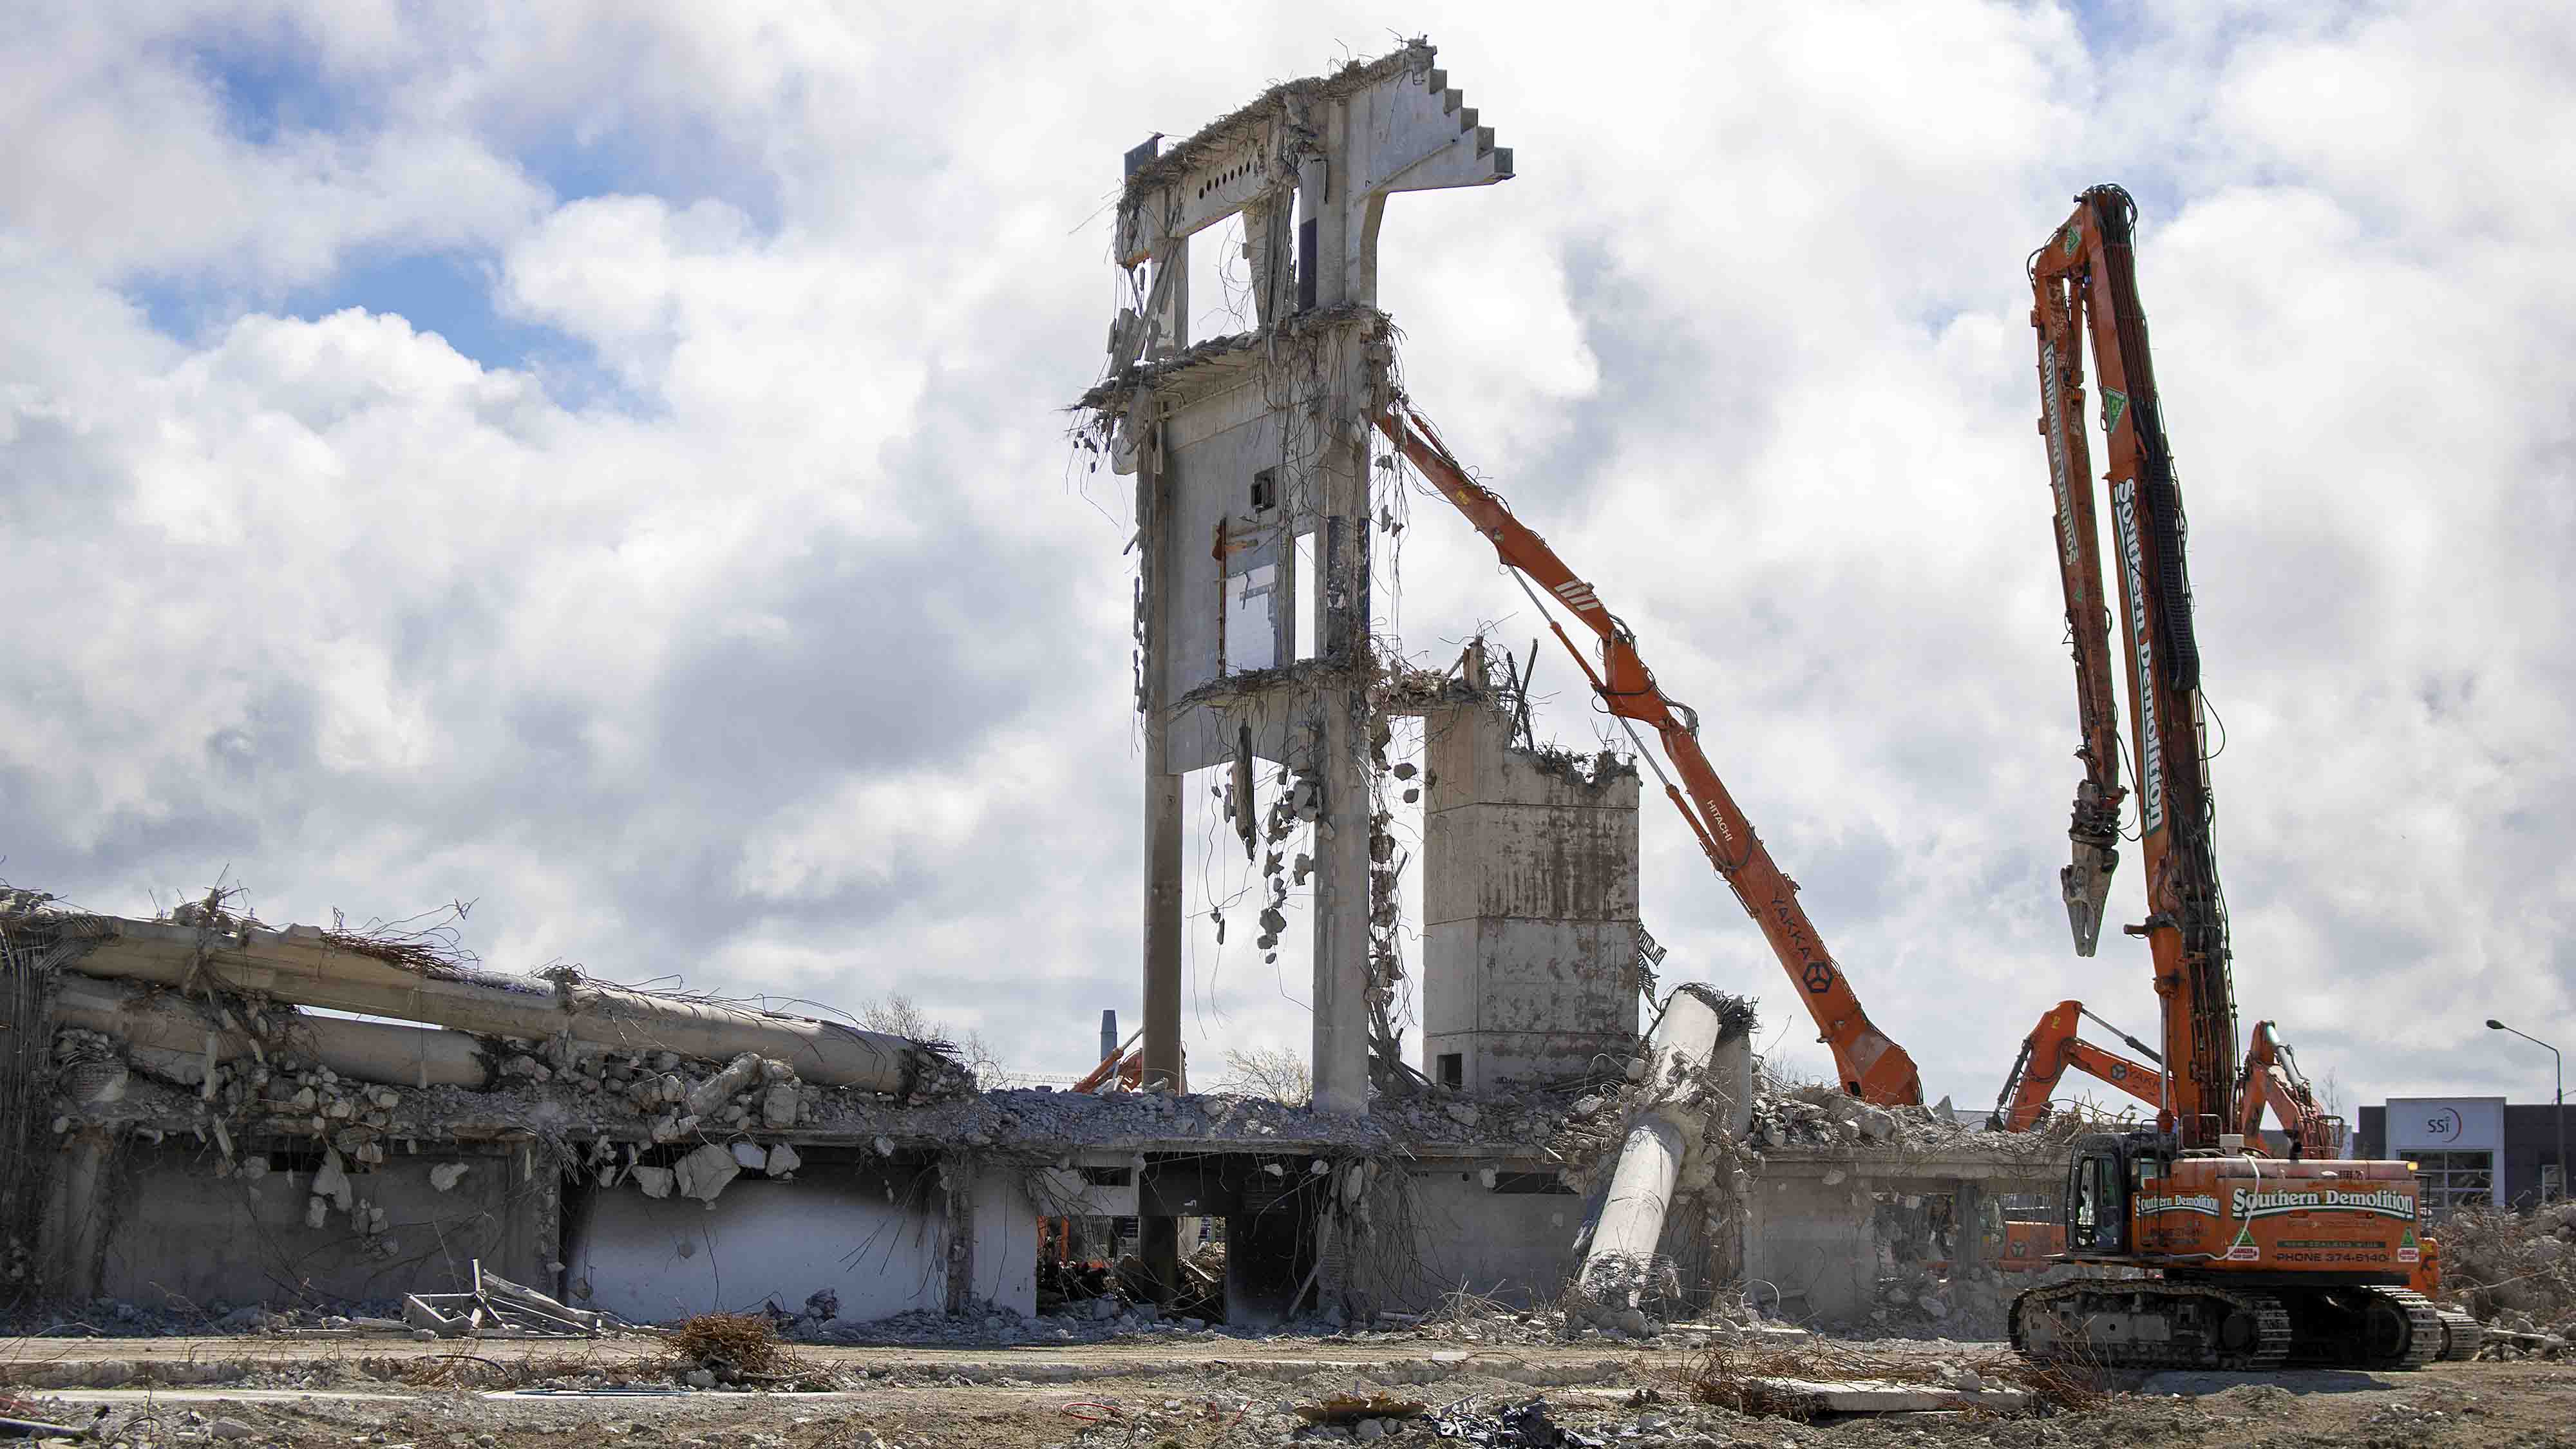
[51,971,491,1089]
[1579,984,1750,1307]
[46,917,947,1094]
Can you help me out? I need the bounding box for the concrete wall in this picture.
[1387,1162,1581,1311]
[1424,698,1642,1090]
[970,1166,1038,1316]
[568,1168,945,1325]
[76,1139,536,1309]
[1743,1173,1878,1324]
[565,1159,1040,1325]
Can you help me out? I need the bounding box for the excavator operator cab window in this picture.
[2069,1148,2130,1255]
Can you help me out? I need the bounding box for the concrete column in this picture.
[1135,399,1186,1300]
[1311,687,1372,1115]
[1580,987,1745,1305]
[1139,415,1182,1096]
[1953,1181,1987,1275]
[43,1128,116,1301]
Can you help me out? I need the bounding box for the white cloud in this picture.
[1,1,2568,1118]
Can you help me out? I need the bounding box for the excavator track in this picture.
[2362,1287,2445,1370]
[2436,1307,2485,1361]
[2011,1280,2290,1371]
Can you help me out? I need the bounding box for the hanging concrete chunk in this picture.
[729,1141,766,1170]
[630,1165,676,1198]
[765,1144,802,1178]
[674,1142,740,1206]
[313,1148,355,1211]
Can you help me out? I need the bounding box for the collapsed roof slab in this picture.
[22,913,955,1097]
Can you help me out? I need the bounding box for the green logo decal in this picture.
[2226,1224,2260,1262]
[2399,1227,2421,1263]
[2102,390,2128,434]
[2061,223,2081,256]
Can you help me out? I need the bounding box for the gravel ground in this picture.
[3,1333,2571,1448]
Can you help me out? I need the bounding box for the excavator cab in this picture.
[2063,1133,2134,1256]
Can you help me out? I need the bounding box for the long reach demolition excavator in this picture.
[2009,184,2475,1368]
[1991,999,2162,1132]
[1994,1002,2348,1162]
[1374,404,1922,1108]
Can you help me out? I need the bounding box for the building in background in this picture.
[2357,1097,2568,1214]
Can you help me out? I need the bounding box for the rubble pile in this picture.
[1744,1074,2087,1154]
[2439,1201,2576,1353]
[1863,1259,2012,1340]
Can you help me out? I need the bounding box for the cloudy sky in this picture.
[4,2,2569,1119]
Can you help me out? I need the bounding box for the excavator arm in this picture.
[2028,185,2239,1145]
[1376,402,1922,1106]
[2237,1020,2344,1159]
[2031,224,2128,958]
[1991,998,2163,1132]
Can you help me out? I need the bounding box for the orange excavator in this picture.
[1376,405,1921,1106]
[2238,1019,2345,1160]
[1991,999,2161,1131]
[2007,185,2480,1368]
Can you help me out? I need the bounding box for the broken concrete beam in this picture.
[50,916,947,1094]
[684,1052,764,1116]
[403,1294,471,1337]
[475,1265,601,1332]
[51,971,492,1090]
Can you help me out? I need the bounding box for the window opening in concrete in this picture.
[266,1145,328,1175]
[1225,564,1278,673]
[1223,1197,1316,1330]
[1293,531,1318,661]
[1488,1171,1573,1195]
[1436,1052,1463,1090]
[1251,468,1277,513]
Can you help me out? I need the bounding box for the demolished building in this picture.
[0,41,2093,1345]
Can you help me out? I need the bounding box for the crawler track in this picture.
[2011,1280,2291,1371]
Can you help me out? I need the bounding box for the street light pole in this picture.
[2488,1019,2566,1203]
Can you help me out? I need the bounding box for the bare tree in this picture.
[858,992,1005,1089]
[1222,1045,1312,1106]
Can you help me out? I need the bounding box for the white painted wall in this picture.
[568,1177,946,1325]
[971,1166,1037,1317]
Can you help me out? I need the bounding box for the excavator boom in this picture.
[2029,184,2237,1144]
[1991,998,2162,1132]
[1377,403,1920,1106]
[2237,1019,2345,1158]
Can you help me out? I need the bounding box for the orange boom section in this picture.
[1377,403,1920,1106]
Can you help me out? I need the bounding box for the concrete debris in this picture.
[674,1142,741,1206]
[631,1164,676,1199]
[404,1260,602,1339]
[2439,1200,2576,1350]
[428,1161,469,1192]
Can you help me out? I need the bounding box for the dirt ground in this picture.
[3,1334,2573,1449]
